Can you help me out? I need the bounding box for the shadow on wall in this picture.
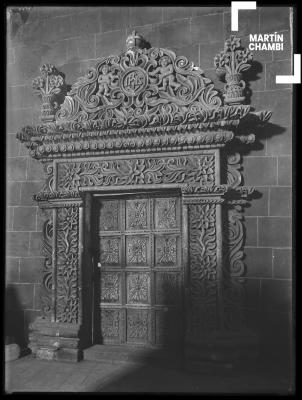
[5,285,26,349]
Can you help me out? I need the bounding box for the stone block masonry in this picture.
[6,6,292,367]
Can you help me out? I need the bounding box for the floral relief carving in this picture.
[56,44,221,129]
[155,198,177,229]
[56,206,79,324]
[188,203,218,335]
[101,273,120,303]
[32,64,66,122]
[40,212,53,319]
[100,238,120,265]
[57,155,216,192]
[215,35,253,105]
[127,310,149,340]
[156,236,177,265]
[126,200,148,230]
[127,236,148,265]
[101,310,120,338]
[127,274,150,303]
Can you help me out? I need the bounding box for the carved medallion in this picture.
[156,236,177,265]
[101,309,120,338]
[155,198,177,229]
[126,236,148,265]
[99,200,119,231]
[127,309,149,341]
[127,273,150,304]
[126,199,148,230]
[100,237,120,265]
[121,67,148,96]
[101,273,120,303]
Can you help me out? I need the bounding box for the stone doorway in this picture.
[91,191,184,355]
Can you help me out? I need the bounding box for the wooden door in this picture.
[97,193,183,348]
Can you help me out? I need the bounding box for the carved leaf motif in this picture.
[99,200,119,231]
[100,238,120,265]
[56,206,79,324]
[126,200,147,230]
[127,310,148,340]
[188,203,218,336]
[155,198,177,229]
[57,155,216,191]
[101,310,120,337]
[127,237,148,265]
[127,274,150,303]
[40,214,53,319]
[156,236,177,265]
[101,273,120,302]
[56,46,221,127]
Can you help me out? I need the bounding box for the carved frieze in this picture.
[155,198,177,229]
[32,64,66,122]
[56,154,216,191]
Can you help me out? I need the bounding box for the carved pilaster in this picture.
[40,210,54,320]
[55,205,80,324]
[187,203,219,340]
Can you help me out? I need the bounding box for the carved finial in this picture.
[32,64,66,123]
[214,35,253,105]
[126,30,146,50]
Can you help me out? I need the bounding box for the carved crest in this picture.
[56,45,222,129]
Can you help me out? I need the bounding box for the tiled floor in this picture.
[5,354,294,393]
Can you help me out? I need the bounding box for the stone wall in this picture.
[6,6,292,364]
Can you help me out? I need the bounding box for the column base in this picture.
[29,317,84,363]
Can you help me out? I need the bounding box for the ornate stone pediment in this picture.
[16,33,271,161]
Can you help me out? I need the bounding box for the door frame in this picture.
[82,187,189,352]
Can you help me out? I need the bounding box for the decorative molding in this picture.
[215,35,253,105]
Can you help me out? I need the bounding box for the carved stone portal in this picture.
[17,32,271,367]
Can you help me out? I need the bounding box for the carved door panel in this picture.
[97,194,183,347]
